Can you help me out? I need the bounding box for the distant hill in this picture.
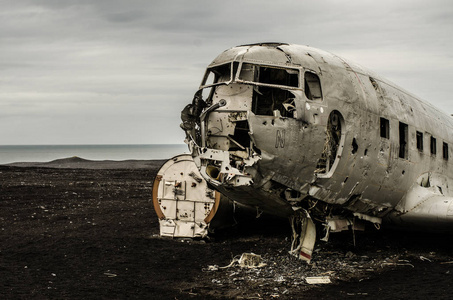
[3,156,166,170]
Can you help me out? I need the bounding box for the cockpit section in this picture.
[187,60,303,149]
[180,50,331,219]
[179,44,350,261]
[181,57,324,190]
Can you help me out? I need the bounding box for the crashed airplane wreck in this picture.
[154,43,453,262]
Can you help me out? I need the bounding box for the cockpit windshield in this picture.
[238,63,299,88]
[199,62,300,103]
[201,62,238,88]
[201,62,300,89]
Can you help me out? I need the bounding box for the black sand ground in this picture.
[1,158,452,299]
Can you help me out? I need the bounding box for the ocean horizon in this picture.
[0,144,188,164]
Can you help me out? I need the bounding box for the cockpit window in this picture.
[201,63,238,87]
[238,63,299,88]
[304,71,322,101]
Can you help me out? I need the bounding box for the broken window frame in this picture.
[369,77,379,91]
[304,71,323,101]
[200,62,238,89]
[430,136,437,155]
[416,131,423,152]
[236,62,301,90]
[398,122,408,159]
[250,86,298,118]
[199,62,239,102]
[380,118,390,139]
[443,142,449,160]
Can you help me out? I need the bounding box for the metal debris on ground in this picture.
[217,253,267,270]
[238,253,267,268]
[206,265,219,271]
[381,261,414,268]
[305,276,332,284]
[420,256,432,262]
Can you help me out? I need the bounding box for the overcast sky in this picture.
[2,0,453,145]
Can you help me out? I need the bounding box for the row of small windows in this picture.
[380,117,449,160]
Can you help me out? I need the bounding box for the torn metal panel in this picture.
[289,210,316,263]
[238,253,267,268]
[325,217,351,233]
[152,155,220,238]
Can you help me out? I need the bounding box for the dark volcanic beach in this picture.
[1,158,452,299]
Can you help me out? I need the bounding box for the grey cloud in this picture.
[103,10,147,23]
[1,0,453,145]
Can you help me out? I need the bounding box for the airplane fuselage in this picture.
[181,43,453,229]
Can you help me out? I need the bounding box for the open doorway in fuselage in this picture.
[316,110,345,178]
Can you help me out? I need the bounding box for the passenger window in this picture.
[304,72,322,101]
[369,77,379,91]
[399,122,408,159]
[443,142,449,160]
[430,136,437,155]
[380,118,390,139]
[416,131,423,151]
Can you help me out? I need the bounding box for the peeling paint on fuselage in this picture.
[182,43,453,225]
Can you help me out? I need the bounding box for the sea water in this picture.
[0,144,188,164]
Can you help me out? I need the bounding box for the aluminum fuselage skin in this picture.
[184,43,453,226]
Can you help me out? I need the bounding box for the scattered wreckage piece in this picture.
[237,253,267,269]
[305,276,332,284]
[152,154,224,238]
[152,154,258,238]
[203,253,267,272]
[289,209,316,263]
